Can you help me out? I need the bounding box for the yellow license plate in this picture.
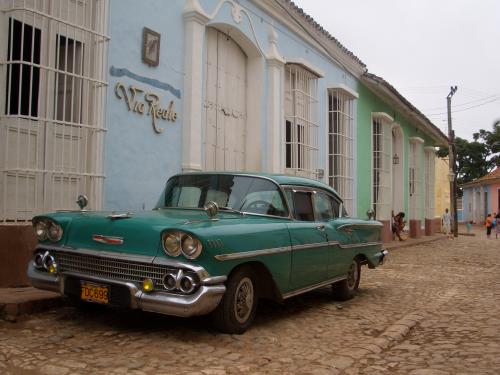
[80,282,109,304]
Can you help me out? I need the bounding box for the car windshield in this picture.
[161,174,289,217]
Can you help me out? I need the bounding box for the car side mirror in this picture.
[204,201,219,219]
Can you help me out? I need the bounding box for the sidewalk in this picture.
[0,232,459,321]
[0,287,62,321]
[383,232,448,250]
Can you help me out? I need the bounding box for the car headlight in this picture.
[162,232,182,257]
[47,222,63,242]
[34,221,48,241]
[181,234,202,259]
[33,219,63,242]
[162,231,203,259]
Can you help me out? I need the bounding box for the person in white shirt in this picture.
[442,208,453,239]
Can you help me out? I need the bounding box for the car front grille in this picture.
[52,250,176,289]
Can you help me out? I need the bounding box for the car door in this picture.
[285,189,329,290]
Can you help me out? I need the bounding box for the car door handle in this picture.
[316,225,325,231]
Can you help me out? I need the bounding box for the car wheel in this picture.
[332,258,361,301]
[211,266,258,334]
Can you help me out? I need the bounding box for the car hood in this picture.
[40,209,243,257]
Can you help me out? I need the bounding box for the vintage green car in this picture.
[28,173,387,333]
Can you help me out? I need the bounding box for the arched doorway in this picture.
[204,27,247,171]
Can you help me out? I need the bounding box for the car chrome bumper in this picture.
[27,263,226,317]
[378,249,389,264]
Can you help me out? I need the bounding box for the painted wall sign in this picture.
[114,82,177,134]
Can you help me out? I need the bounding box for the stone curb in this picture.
[330,312,427,370]
[384,235,446,251]
[0,292,62,321]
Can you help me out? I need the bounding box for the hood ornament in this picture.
[76,195,88,210]
[204,201,219,220]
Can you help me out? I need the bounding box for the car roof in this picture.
[172,172,340,197]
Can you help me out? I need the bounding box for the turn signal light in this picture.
[142,278,154,292]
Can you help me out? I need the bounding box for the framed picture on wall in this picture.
[142,27,161,67]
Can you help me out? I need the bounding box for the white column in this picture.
[182,0,209,171]
[424,146,436,219]
[265,26,285,173]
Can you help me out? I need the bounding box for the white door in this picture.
[204,28,247,171]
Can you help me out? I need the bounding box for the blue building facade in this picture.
[103,0,365,212]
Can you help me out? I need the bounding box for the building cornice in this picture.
[251,0,366,78]
[361,73,448,146]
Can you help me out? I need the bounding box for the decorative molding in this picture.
[409,136,425,144]
[424,146,436,153]
[286,57,324,78]
[183,0,210,24]
[327,83,358,100]
[231,2,243,23]
[372,112,394,123]
[266,24,285,65]
[181,163,203,172]
[206,0,265,57]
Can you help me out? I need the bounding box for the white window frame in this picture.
[327,86,357,215]
[284,64,319,179]
[0,0,109,223]
[372,112,393,220]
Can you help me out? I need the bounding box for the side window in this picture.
[313,192,334,221]
[331,197,340,218]
[293,191,315,221]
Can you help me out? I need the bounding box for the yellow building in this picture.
[435,157,451,218]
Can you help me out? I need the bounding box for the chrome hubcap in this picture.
[234,277,254,324]
[347,261,358,290]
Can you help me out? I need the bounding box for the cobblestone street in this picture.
[1,227,499,374]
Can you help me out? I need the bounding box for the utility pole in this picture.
[447,86,458,237]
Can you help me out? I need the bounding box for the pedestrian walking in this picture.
[391,210,406,241]
[442,208,453,239]
[485,213,493,239]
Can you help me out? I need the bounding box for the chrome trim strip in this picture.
[337,223,383,231]
[282,275,347,299]
[292,242,330,251]
[336,241,382,249]
[214,246,291,261]
[37,245,156,263]
[202,275,227,285]
[106,212,133,220]
[92,234,124,245]
[214,240,383,261]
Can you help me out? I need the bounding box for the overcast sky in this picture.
[292,0,500,141]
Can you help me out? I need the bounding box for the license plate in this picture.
[80,282,109,304]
